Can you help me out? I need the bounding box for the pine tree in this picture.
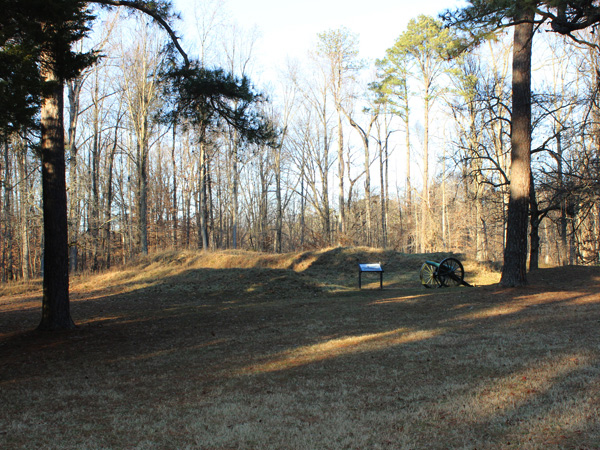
[379,15,458,252]
[1,0,188,330]
[444,0,600,286]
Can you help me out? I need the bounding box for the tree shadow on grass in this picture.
[225,266,600,447]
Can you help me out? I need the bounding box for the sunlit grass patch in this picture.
[237,327,444,375]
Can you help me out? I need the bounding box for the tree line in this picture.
[2,1,600,329]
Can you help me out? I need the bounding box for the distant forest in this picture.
[2,2,600,283]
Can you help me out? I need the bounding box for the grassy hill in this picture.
[15,247,499,299]
[3,248,600,449]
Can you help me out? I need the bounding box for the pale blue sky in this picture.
[174,0,465,82]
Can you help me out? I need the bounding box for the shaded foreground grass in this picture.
[1,248,600,449]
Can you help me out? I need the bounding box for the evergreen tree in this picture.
[444,0,600,286]
[1,0,188,330]
[0,38,41,135]
[163,64,274,144]
[378,15,459,252]
[162,63,275,248]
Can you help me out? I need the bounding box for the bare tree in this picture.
[222,22,259,249]
[317,27,360,242]
[120,20,165,255]
[17,140,31,280]
[289,57,334,244]
[2,137,14,281]
[343,99,379,246]
[374,105,395,248]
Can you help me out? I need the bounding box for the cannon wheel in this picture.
[438,257,464,287]
[420,262,441,288]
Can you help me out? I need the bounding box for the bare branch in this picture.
[91,0,189,66]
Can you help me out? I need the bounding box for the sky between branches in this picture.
[174,0,466,84]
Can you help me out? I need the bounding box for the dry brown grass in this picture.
[1,248,600,449]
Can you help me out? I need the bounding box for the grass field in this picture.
[1,247,599,449]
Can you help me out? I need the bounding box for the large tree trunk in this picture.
[500,11,534,287]
[38,50,75,330]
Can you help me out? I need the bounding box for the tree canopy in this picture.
[444,1,600,43]
[162,63,276,146]
[0,39,41,135]
[444,0,600,286]
[0,0,96,135]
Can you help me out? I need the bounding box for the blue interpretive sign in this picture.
[358,263,383,289]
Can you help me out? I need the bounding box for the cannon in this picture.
[419,257,471,288]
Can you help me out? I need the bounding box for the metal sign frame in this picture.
[358,263,383,289]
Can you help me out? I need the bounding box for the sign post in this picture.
[358,263,384,289]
